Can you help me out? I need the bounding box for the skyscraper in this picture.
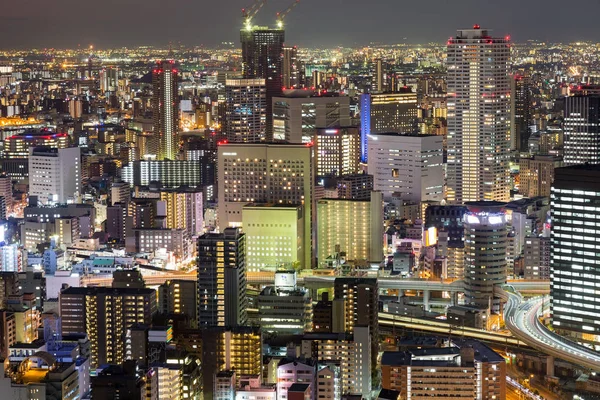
[511,74,533,152]
[224,78,266,143]
[446,26,511,203]
[551,165,600,349]
[272,93,351,143]
[463,202,508,313]
[153,60,179,160]
[283,46,301,89]
[241,27,285,140]
[197,228,247,327]
[563,95,600,166]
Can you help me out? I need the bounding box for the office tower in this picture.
[447,26,510,203]
[519,155,563,198]
[59,286,157,368]
[381,340,506,399]
[301,327,371,399]
[511,74,533,152]
[258,284,312,335]
[333,278,378,377]
[524,236,550,280]
[367,133,443,203]
[152,60,180,160]
[29,146,81,205]
[273,94,351,143]
[564,95,600,165]
[197,228,247,327]
[314,127,360,178]
[463,202,508,313]
[277,359,316,400]
[242,204,304,270]
[121,159,212,189]
[359,90,418,161]
[283,46,301,89]
[202,327,262,400]
[158,280,197,327]
[317,191,383,263]
[551,165,600,348]
[218,143,314,267]
[224,78,266,143]
[241,27,285,140]
[336,174,374,201]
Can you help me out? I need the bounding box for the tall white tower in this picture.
[446,26,511,204]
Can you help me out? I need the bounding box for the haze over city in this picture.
[3,0,600,48]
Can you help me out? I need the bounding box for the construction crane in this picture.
[276,0,300,29]
[242,0,267,30]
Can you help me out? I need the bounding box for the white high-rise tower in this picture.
[446,26,511,204]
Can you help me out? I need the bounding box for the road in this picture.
[504,291,600,372]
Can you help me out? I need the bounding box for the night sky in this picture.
[2,0,600,49]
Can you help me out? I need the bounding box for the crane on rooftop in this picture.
[276,0,301,29]
[242,0,268,31]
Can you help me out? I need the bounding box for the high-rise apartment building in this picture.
[333,278,378,376]
[519,155,563,198]
[202,326,262,400]
[197,228,247,327]
[218,143,314,267]
[59,286,157,368]
[29,146,81,205]
[551,165,600,349]
[511,74,533,152]
[563,95,600,166]
[301,327,371,399]
[367,133,443,203]
[283,46,301,89]
[381,340,506,399]
[317,191,383,263]
[524,236,551,280]
[447,26,510,203]
[241,27,285,140]
[463,202,508,313]
[152,60,180,160]
[158,279,197,327]
[224,78,266,143]
[273,94,351,143]
[314,127,360,178]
